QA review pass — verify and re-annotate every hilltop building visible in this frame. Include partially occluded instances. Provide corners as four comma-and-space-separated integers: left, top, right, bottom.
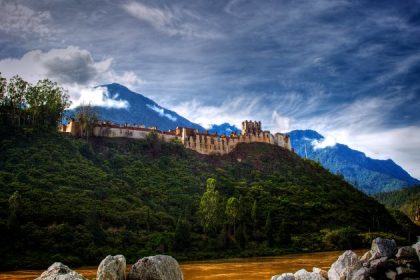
60, 119, 292, 155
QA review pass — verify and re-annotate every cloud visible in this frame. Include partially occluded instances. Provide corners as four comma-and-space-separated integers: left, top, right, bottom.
121, 1, 222, 38
0, 1, 52, 37
70, 87, 129, 109
0, 46, 143, 106
146, 104, 177, 121
311, 135, 337, 150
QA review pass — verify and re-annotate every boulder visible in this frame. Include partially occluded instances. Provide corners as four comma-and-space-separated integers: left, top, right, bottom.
371, 237, 397, 258
97, 255, 126, 280
294, 268, 325, 280
396, 246, 417, 260
396, 266, 420, 278
127, 255, 183, 280
35, 262, 86, 280
271, 273, 295, 280
412, 241, 420, 260
312, 267, 328, 279
328, 250, 361, 280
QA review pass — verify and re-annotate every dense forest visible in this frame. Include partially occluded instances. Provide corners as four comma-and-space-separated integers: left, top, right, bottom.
374, 186, 420, 224
0, 75, 418, 270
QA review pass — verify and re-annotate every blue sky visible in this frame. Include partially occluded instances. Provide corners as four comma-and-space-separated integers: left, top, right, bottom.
0, 0, 419, 178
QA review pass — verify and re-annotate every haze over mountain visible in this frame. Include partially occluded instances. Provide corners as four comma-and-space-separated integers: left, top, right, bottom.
68, 84, 419, 194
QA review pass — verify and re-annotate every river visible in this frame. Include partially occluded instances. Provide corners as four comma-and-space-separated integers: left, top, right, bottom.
0, 250, 365, 280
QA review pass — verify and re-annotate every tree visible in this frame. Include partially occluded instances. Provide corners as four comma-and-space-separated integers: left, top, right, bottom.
76, 103, 98, 141
173, 216, 191, 251
265, 212, 273, 246
8, 191, 21, 232
0, 74, 70, 131
251, 200, 257, 233
225, 197, 240, 236
199, 178, 222, 234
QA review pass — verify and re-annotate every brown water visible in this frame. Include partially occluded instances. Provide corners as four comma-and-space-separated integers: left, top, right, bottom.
0, 250, 365, 280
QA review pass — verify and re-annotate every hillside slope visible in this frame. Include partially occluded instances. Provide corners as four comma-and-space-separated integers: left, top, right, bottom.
0, 133, 416, 269
374, 186, 420, 223
289, 130, 420, 194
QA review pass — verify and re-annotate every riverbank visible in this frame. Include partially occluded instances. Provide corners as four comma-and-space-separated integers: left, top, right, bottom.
0, 250, 365, 280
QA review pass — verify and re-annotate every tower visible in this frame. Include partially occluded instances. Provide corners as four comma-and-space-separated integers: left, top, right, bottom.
241, 120, 262, 135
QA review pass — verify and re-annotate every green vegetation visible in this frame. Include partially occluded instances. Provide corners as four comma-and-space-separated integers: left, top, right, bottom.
374, 186, 420, 224
0, 131, 418, 270
0, 74, 70, 135
0, 75, 417, 270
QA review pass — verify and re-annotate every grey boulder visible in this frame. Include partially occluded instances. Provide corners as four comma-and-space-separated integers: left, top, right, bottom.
35, 262, 86, 280
127, 255, 183, 280
271, 273, 295, 280
294, 268, 325, 280
328, 250, 361, 280
371, 237, 397, 258
97, 255, 126, 280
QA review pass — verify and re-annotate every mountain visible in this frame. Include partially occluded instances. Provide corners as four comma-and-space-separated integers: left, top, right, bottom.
374, 186, 420, 224
207, 123, 241, 135
68, 83, 204, 131
289, 130, 420, 194
1, 132, 415, 269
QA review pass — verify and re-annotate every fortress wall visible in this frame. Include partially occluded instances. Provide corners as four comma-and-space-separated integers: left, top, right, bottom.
62, 119, 292, 155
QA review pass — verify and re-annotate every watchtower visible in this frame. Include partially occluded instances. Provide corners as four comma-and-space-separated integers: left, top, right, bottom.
241, 120, 262, 135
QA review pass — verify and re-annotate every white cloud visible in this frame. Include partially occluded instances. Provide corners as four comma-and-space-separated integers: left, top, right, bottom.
0, 1, 52, 36
311, 135, 337, 149
121, 1, 222, 39
0, 46, 143, 108
146, 104, 177, 121
271, 110, 291, 132
69, 87, 129, 109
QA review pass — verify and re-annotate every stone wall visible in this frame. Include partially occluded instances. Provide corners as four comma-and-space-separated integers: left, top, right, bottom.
61, 120, 292, 155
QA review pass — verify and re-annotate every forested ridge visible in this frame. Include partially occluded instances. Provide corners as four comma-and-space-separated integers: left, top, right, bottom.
0, 75, 418, 270
374, 186, 420, 223
0, 132, 417, 270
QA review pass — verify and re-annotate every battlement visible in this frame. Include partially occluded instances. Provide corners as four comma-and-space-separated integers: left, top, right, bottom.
60, 120, 292, 155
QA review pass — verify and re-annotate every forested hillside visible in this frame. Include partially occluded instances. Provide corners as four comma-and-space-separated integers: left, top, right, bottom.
0, 132, 417, 270
374, 186, 420, 223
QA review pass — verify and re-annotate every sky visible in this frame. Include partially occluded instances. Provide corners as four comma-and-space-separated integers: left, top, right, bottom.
0, 0, 419, 178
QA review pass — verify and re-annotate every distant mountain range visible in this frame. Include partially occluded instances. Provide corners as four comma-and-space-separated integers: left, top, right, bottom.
289, 130, 420, 194
68, 83, 419, 194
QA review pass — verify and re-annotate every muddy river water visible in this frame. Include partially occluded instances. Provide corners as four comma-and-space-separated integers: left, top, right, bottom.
0, 250, 365, 280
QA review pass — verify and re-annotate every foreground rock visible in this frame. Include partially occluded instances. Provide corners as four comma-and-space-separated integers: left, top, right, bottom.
97, 255, 126, 280
328, 250, 361, 280
35, 262, 86, 280
271, 268, 326, 280
371, 237, 397, 258
271, 238, 420, 280
128, 255, 183, 280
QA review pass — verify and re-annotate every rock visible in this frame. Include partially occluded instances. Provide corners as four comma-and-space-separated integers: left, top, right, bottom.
396, 266, 418, 276
271, 273, 295, 280
360, 250, 373, 263
349, 267, 368, 280
396, 246, 418, 260
35, 262, 86, 280
371, 237, 397, 258
385, 269, 396, 280
312, 267, 328, 279
127, 255, 183, 280
412, 242, 420, 260
97, 255, 126, 280
328, 250, 361, 280
294, 268, 325, 280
